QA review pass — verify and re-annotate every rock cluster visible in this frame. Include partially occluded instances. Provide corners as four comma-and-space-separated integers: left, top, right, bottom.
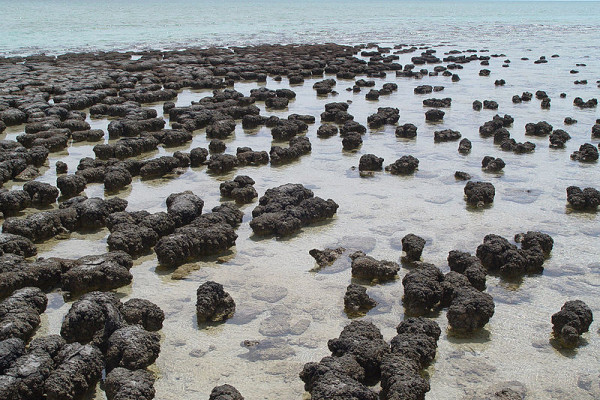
250, 184, 338, 236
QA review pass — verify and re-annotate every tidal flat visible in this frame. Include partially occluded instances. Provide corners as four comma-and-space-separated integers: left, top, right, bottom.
0, 42, 598, 400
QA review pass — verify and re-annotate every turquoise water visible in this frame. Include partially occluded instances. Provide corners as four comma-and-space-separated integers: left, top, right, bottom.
1, 1, 600, 56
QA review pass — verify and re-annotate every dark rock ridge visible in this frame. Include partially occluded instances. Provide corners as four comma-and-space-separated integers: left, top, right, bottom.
3, 196, 127, 243
155, 203, 242, 268
250, 184, 338, 236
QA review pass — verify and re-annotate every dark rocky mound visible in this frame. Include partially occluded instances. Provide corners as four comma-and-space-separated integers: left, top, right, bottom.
423, 98, 451, 108
316, 124, 338, 138
395, 123, 417, 138
249, 184, 338, 236
458, 138, 472, 154
301, 318, 441, 400
500, 139, 536, 154
479, 114, 513, 138
454, 171, 471, 181
548, 129, 571, 149
120, 298, 164, 332
196, 281, 236, 323
59, 251, 133, 294
344, 284, 377, 316
482, 156, 505, 172
566, 186, 600, 211
447, 287, 495, 332
43, 342, 104, 400
359, 154, 384, 172
525, 121, 553, 137
367, 107, 399, 128
0, 233, 36, 258
464, 181, 495, 206
350, 251, 399, 281
551, 300, 593, 348
3, 196, 127, 242
447, 250, 487, 290
402, 263, 444, 315
476, 232, 553, 278
434, 129, 461, 142
385, 155, 419, 175
570, 143, 598, 162
309, 247, 346, 268
155, 204, 242, 268
236, 147, 269, 166
209, 384, 245, 400
270, 136, 311, 164
220, 175, 258, 204
105, 367, 156, 400
401, 234, 426, 261
425, 109, 444, 122
105, 325, 161, 371
0, 287, 47, 341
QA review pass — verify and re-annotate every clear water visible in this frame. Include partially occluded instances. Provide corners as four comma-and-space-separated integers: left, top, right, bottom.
1, 1, 599, 400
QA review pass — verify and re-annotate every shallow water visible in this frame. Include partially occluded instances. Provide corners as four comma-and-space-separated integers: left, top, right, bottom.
2, 38, 597, 399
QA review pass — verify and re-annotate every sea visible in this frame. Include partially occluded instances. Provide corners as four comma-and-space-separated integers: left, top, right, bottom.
1, 0, 600, 58
1, 1, 599, 400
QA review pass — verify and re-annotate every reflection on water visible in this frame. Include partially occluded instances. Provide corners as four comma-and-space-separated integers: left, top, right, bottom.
4, 41, 599, 399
